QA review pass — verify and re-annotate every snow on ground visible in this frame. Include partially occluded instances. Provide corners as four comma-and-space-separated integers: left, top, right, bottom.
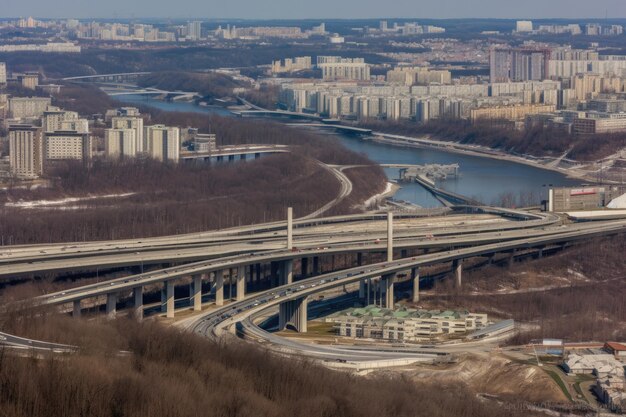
363, 182, 395, 208
5, 193, 136, 209
608, 192, 626, 209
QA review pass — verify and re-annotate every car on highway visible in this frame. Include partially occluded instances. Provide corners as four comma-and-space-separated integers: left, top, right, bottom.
0, 335, 6, 341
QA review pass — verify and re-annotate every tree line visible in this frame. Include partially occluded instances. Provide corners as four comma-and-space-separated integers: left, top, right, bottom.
0, 313, 536, 417
359, 118, 626, 162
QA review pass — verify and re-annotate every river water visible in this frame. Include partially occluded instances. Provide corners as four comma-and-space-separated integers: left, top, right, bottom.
115, 94, 581, 208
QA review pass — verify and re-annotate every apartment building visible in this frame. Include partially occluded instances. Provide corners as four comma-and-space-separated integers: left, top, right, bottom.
8, 124, 43, 179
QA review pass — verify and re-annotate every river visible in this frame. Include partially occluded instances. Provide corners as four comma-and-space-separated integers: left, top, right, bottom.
114, 94, 581, 208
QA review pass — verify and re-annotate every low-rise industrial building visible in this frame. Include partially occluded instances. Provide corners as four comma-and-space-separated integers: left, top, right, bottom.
548, 186, 626, 212
605, 342, 626, 360
325, 306, 488, 341
562, 353, 624, 376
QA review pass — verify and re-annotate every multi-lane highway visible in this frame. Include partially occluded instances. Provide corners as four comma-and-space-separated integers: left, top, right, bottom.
0, 209, 555, 278
182, 218, 626, 361
0, 331, 75, 353
1, 206, 623, 364
27, 210, 571, 308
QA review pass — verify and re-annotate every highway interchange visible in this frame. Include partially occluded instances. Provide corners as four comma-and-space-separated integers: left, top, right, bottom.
3, 204, 626, 364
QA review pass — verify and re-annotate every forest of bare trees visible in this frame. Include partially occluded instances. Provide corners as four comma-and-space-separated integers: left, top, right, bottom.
424, 235, 626, 343
0, 155, 337, 244
0, 314, 535, 417
0, 85, 387, 245
137, 71, 246, 99
359, 118, 626, 162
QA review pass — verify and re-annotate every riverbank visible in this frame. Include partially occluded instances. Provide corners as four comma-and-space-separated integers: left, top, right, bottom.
109, 93, 583, 207
107, 88, 598, 184
368, 132, 604, 184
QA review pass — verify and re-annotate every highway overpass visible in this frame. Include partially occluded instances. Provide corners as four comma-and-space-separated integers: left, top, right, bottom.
0, 208, 557, 278
23, 213, 625, 327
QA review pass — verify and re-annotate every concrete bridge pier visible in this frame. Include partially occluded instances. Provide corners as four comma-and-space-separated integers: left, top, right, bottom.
372, 278, 380, 307
236, 267, 246, 301
133, 286, 143, 320
106, 293, 117, 319
383, 274, 395, 308
270, 261, 280, 287
359, 280, 366, 299
215, 270, 224, 306
287, 207, 293, 250
507, 250, 516, 267
301, 257, 308, 277
387, 212, 394, 262
278, 296, 308, 332
312, 257, 320, 276
166, 280, 175, 318
453, 259, 463, 287
191, 274, 202, 311
279, 260, 293, 286
72, 300, 81, 318
411, 267, 420, 303
160, 287, 166, 312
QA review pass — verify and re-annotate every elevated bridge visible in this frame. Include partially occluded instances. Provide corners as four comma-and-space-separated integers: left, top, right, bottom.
287, 123, 372, 136
61, 72, 151, 83
180, 145, 289, 162
235, 110, 322, 121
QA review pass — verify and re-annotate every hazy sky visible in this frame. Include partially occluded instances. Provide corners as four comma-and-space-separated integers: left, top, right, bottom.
2, 0, 626, 20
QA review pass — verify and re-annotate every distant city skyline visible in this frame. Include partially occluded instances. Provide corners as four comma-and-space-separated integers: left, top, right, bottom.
3, 0, 626, 20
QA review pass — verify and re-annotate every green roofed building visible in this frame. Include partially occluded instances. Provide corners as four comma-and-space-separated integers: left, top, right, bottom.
324, 305, 489, 341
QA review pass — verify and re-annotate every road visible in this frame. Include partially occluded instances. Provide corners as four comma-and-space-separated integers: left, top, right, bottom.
183, 218, 626, 362
299, 162, 353, 220
30, 212, 581, 308
0, 331, 75, 352
0, 209, 556, 278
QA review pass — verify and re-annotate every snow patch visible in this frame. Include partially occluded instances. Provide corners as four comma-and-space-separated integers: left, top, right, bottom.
608, 192, 626, 209
5, 193, 136, 209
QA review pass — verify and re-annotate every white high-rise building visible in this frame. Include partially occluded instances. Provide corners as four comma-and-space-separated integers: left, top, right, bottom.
105, 128, 137, 158
44, 131, 92, 161
187, 21, 202, 40
145, 125, 180, 162
60, 119, 89, 134
111, 116, 144, 153
9, 125, 43, 179
0, 62, 6, 85
516, 21, 533, 32
317, 57, 370, 81
43, 107, 79, 132
8, 97, 51, 119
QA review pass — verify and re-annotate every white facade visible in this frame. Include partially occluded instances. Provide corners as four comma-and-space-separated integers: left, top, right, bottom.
111, 116, 144, 153
516, 21, 533, 32
44, 132, 91, 161
9, 97, 52, 119
145, 125, 180, 162
105, 128, 137, 158
9, 125, 43, 179
0, 62, 6, 85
